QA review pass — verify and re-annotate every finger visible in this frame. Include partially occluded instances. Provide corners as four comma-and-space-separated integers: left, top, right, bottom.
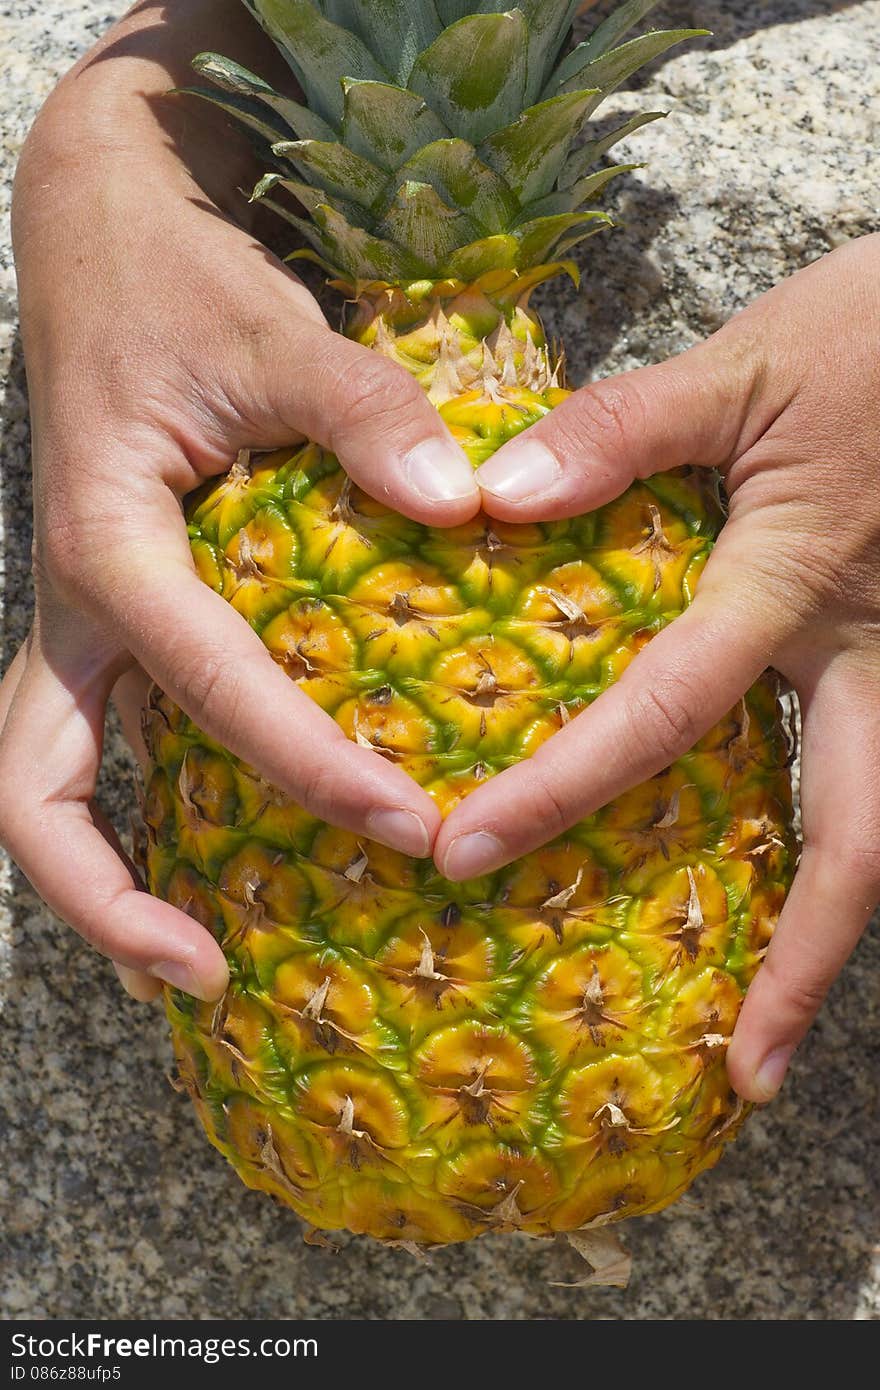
106, 669, 186, 1001
94, 493, 441, 857
107, 667, 171, 1000
88, 800, 162, 1003
111, 665, 152, 772
0, 638, 229, 999
252, 307, 480, 526
434, 528, 792, 879
0, 639, 29, 724
727, 659, 880, 1101
6, 630, 166, 1002
113, 962, 163, 1002
474, 333, 762, 522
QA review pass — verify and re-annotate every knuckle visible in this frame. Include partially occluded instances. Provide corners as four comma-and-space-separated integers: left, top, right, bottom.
333, 357, 422, 440
569, 378, 648, 465
294, 759, 340, 822
629, 676, 703, 764
763, 956, 830, 1020
173, 650, 242, 746
524, 764, 572, 840
772, 543, 845, 614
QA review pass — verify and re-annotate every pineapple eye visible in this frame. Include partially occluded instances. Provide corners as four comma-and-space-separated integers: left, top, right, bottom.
146, 4, 789, 1255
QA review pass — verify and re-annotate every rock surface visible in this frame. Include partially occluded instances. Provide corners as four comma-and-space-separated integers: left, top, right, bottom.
1, 1, 878, 1321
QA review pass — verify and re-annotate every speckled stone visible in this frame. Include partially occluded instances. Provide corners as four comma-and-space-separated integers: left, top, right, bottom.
1, 1, 878, 1321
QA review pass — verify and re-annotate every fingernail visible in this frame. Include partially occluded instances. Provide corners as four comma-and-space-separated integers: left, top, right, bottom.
366, 807, 431, 857
753, 1045, 795, 1101
403, 438, 476, 503
476, 441, 560, 503
113, 962, 161, 1003
442, 831, 504, 881
149, 960, 202, 996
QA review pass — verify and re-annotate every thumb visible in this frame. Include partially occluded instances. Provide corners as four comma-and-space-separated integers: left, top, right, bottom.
249, 306, 480, 527
474, 332, 759, 522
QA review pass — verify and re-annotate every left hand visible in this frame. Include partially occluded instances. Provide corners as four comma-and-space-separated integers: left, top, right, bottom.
434, 233, 880, 1103
0, 0, 475, 1009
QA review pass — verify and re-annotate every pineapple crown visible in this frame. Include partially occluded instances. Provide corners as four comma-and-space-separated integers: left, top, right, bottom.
186, 1, 705, 286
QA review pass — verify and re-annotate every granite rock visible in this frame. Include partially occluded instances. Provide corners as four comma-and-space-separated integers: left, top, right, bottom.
1, 0, 878, 1321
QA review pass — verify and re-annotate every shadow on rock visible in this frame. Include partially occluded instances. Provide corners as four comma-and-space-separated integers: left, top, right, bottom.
585, 0, 865, 60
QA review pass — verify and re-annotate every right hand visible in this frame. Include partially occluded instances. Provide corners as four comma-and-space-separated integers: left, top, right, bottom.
0, 0, 479, 1004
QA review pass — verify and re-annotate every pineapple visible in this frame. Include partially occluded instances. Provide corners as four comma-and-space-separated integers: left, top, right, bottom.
143, 0, 796, 1253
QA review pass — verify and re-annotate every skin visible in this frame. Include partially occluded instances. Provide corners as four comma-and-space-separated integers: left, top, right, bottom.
442, 235, 880, 1102
2, 2, 878, 1108
0, 0, 479, 1003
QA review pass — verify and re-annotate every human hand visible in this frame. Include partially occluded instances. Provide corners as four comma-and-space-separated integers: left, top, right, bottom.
0, 1, 478, 1005
434, 233, 880, 1103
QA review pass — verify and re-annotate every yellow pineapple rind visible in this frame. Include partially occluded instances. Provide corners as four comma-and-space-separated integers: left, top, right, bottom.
145, 381, 796, 1246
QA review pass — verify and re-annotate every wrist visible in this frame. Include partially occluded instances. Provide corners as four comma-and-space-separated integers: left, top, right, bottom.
17, 1, 277, 205
49, 0, 278, 107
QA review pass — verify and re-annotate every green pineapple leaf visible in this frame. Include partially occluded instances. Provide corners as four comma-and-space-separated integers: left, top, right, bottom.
446, 233, 520, 279
191, 52, 336, 140
434, 0, 577, 68
313, 201, 431, 278
519, 164, 638, 221
479, 89, 599, 205
317, 1, 443, 85
409, 11, 528, 145
550, 28, 709, 100
192, 50, 275, 96
564, 161, 642, 208
249, 177, 368, 262
341, 80, 449, 170
203, 2, 701, 283
560, 110, 666, 188
513, 1, 585, 100
176, 86, 297, 147
396, 139, 517, 234
271, 139, 388, 207
378, 180, 479, 270
514, 209, 612, 265
251, 171, 365, 226
245, 0, 388, 125
433, 1, 500, 22
555, 220, 614, 258
253, 193, 323, 246
577, 0, 666, 63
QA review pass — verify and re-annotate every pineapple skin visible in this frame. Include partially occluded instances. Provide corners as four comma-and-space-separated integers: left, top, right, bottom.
143, 358, 796, 1246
